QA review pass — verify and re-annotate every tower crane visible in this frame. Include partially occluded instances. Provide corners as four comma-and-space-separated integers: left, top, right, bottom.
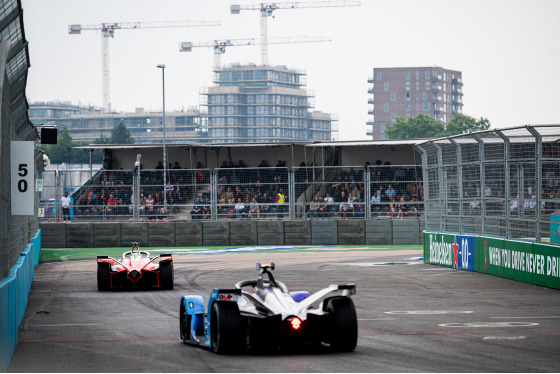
69, 20, 220, 111
230, 1, 360, 66
180, 36, 331, 71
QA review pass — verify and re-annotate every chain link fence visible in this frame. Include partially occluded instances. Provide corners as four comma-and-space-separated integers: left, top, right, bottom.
40, 164, 425, 222
415, 125, 560, 243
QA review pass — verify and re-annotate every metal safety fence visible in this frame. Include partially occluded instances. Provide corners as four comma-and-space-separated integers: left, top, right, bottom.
39, 164, 425, 222
415, 124, 560, 243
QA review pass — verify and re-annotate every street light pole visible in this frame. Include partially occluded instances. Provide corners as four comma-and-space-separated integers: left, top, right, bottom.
157, 64, 167, 214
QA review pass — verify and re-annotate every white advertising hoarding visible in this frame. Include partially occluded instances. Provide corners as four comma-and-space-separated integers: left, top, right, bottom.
11, 141, 34, 215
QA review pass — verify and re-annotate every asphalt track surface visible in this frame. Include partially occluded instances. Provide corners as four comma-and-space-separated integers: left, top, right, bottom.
8, 246, 560, 372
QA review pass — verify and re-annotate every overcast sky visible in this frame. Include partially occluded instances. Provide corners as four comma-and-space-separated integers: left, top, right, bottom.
22, 0, 560, 141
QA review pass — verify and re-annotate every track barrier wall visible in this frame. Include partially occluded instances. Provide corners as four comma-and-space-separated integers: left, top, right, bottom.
424, 231, 560, 290
40, 220, 423, 248
0, 229, 41, 372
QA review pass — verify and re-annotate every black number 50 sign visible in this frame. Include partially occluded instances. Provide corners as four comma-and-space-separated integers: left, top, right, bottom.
11, 141, 34, 215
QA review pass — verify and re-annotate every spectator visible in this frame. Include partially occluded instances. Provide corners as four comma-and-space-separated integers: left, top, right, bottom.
102, 153, 113, 170
107, 194, 117, 215
61, 192, 71, 222
339, 197, 352, 218
260, 192, 273, 218
396, 196, 406, 219
234, 197, 246, 219
191, 198, 203, 220
371, 189, 381, 212
249, 197, 259, 218
276, 189, 287, 218
202, 200, 211, 220
323, 193, 334, 215
385, 184, 396, 200
308, 196, 321, 219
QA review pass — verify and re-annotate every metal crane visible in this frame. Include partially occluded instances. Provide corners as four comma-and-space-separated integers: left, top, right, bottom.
231, 1, 360, 66
180, 36, 331, 71
69, 20, 220, 111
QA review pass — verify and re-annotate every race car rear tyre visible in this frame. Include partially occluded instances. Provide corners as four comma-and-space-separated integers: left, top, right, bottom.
159, 260, 173, 290
97, 262, 111, 291
210, 300, 242, 354
180, 299, 189, 342
326, 297, 358, 352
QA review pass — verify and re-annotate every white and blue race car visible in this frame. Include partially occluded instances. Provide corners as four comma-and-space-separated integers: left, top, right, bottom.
179, 263, 357, 354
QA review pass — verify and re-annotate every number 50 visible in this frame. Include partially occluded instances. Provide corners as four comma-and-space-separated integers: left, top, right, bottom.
17, 163, 28, 192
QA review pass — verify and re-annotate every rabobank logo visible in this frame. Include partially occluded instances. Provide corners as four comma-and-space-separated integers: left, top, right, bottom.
454, 235, 475, 271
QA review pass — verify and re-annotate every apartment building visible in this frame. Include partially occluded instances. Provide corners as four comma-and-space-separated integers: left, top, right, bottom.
367, 66, 463, 140
203, 64, 336, 143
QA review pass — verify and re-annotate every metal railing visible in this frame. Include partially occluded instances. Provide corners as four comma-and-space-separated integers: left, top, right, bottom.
39, 164, 426, 222
415, 124, 560, 243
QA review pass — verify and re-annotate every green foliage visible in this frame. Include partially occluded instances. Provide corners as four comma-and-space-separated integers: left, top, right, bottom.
110, 122, 135, 144
385, 114, 444, 139
385, 113, 492, 140
442, 114, 491, 136
38, 128, 103, 164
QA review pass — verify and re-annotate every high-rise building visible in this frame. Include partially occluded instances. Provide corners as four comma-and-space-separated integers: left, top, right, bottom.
367, 66, 463, 140
203, 64, 336, 143
28, 101, 207, 144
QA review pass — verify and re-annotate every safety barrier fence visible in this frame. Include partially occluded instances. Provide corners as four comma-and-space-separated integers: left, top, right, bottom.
424, 231, 560, 290
38, 165, 424, 222
0, 229, 41, 372
415, 125, 560, 243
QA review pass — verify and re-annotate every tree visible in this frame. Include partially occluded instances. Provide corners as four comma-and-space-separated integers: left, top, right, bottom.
442, 114, 491, 136
109, 122, 134, 144
385, 114, 445, 140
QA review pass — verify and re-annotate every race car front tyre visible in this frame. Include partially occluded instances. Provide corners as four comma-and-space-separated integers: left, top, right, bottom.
210, 300, 242, 354
97, 262, 111, 291
326, 296, 358, 352
159, 260, 173, 290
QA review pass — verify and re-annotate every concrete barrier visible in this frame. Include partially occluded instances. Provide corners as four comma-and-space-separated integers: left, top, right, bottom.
120, 223, 149, 247
0, 230, 39, 372
284, 221, 311, 245
230, 221, 257, 246
258, 221, 284, 245
66, 223, 94, 248
203, 222, 229, 246
40, 223, 65, 248
365, 220, 392, 245
311, 220, 337, 245
175, 222, 202, 246
392, 219, 420, 245
38, 219, 424, 248
148, 223, 175, 247
338, 220, 365, 245
93, 223, 120, 248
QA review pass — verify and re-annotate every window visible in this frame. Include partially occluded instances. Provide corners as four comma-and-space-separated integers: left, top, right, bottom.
406, 92, 410, 100
391, 114, 396, 122
422, 92, 427, 101
384, 103, 389, 112
416, 71, 419, 80
406, 82, 410, 91
406, 103, 410, 112
391, 92, 396, 101
406, 114, 411, 120
416, 103, 420, 111
425, 71, 430, 79
423, 102, 430, 111
406, 71, 410, 80
384, 82, 389, 91
425, 81, 430, 90
416, 81, 419, 90
416, 92, 419, 100
377, 71, 382, 80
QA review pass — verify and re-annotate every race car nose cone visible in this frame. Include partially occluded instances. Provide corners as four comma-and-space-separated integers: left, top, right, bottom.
128, 270, 141, 281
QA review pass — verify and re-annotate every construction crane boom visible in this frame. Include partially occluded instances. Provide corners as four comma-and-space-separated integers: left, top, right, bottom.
69, 20, 220, 111
180, 36, 331, 70
231, 1, 360, 66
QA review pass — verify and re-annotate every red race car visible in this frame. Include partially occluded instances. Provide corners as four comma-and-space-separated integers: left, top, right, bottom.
97, 242, 173, 290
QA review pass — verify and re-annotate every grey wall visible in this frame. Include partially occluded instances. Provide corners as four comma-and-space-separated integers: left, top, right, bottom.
40, 219, 423, 248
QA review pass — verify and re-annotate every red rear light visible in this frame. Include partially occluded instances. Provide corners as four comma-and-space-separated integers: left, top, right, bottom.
290, 317, 302, 330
